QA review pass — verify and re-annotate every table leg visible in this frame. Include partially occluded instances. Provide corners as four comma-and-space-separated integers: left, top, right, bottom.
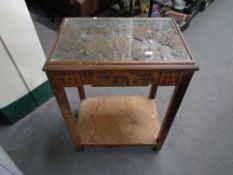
155, 73, 194, 151
129, 0, 133, 15
149, 84, 158, 99
119, 0, 124, 9
47, 73, 83, 151
148, 0, 154, 17
78, 85, 86, 100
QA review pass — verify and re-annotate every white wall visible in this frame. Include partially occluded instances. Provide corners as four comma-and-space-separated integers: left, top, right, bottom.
0, 0, 47, 107
0, 0, 47, 91
0, 39, 28, 108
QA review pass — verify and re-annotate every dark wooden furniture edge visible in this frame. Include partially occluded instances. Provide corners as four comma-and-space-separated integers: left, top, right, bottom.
171, 18, 197, 62
43, 17, 197, 72
43, 64, 198, 71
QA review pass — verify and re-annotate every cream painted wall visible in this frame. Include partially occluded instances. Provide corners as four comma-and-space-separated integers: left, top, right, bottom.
0, 0, 48, 107
0, 0, 47, 91
0, 40, 28, 108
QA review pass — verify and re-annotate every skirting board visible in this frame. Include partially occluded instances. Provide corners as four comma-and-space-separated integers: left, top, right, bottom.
0, 81, 53, 124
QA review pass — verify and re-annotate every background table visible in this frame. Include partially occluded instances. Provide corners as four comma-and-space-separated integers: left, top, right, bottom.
43, 17, 198, 151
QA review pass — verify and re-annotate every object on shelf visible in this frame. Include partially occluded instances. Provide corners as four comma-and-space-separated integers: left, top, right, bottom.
154, 0, 214, 16
156, 0, 173, 7
142, 4, 162, 16
187, 0, 214, 16
126, 0, 141, 16
163, 9, 192, 30
174, 0, 187, 10
199, 0, 213, 11
140, 0, 149, 12
155, 0, 187, 10
138, 3, 191, 31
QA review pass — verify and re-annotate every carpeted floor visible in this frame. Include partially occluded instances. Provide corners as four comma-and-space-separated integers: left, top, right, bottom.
1, 0, 233, 174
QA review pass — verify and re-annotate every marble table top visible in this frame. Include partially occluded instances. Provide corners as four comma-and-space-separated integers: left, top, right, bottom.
49, 18, 191, 62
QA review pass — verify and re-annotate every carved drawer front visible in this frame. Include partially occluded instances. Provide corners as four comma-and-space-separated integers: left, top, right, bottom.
61, 72, 81, 86
151, 71, 182, 85
81, 71, 151, 86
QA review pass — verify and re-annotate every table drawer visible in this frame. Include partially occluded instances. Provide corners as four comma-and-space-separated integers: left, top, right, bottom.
151, 71, 182, 85
81, 71, 151, 86
61, 72, 81, 86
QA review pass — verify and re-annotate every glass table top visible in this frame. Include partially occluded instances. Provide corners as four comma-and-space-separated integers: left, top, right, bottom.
50, 18, 191, 62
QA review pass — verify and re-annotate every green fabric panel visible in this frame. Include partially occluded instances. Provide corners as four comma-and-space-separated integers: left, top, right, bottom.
0, 81, 54, 124
31, 81, 53, 106
1, 94, 37, 123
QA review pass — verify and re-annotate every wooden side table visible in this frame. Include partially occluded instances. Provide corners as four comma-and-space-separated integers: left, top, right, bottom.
43, 17, 198, 151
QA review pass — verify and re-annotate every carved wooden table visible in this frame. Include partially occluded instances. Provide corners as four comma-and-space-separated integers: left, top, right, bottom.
43, 17, 198, 152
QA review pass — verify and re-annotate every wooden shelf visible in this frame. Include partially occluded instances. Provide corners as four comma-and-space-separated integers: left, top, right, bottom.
77, 96, 160, 146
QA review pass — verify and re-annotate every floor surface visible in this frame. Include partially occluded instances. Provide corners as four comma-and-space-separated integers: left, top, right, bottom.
1, 0, 233, 174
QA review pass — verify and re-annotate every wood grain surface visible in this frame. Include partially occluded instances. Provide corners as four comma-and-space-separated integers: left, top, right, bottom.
77, 96, 160, 145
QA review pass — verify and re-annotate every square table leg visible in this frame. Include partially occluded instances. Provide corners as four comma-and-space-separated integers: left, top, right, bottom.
78, 85, 86, 100
155, 72, 194, 151
47, 73, 83, 151
149, 84, 158, 99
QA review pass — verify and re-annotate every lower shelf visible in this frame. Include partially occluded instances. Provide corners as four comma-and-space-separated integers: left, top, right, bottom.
77, 96, 160, 146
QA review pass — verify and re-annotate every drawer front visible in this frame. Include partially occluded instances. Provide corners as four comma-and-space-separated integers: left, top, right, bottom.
151, 71, 182, 85
59, 70, 182, 86
81, 71, 151, 86
61, 72, 81, 86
